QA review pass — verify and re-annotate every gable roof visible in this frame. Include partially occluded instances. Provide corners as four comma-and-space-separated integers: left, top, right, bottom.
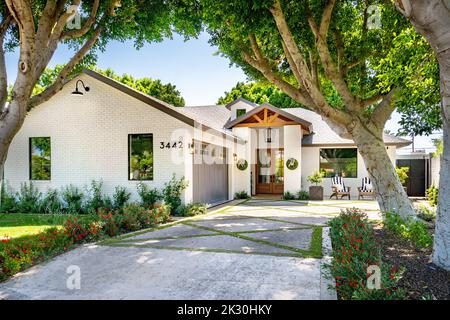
224, 97, 257, 110
80, 69, 244, 144
283, 107, 411, 147
224, 102, 313, 133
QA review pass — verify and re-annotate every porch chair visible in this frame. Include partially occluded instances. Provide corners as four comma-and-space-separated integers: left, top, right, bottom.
330, 176, 351, 200
358, 177, 375, 200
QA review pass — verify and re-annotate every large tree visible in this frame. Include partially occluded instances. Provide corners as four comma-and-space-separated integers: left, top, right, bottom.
201, 0, 435, 218
0, 0, 199, 174
394, 0, 450, 270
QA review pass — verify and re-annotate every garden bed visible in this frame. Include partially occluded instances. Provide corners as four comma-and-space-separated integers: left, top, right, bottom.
374, 226, 450, 300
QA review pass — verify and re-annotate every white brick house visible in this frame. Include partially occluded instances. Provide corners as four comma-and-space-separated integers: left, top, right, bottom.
3, 69, 410, 205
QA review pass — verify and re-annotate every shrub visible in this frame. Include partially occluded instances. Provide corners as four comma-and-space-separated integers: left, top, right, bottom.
85, 180, 106, 213
162, 175, 188, 215
307, 171, 324, 186
16, 182, 41, 213
328, 209, 404, 300
175, 203, 208, 217
297, 190, 309, 200
283, 191, 296, 200
97, 209, 121, 237
383, 211, 433, 248
61, 185, 84, 213
121, 204, 171, 229
112, 186, 131, 210
395, 167, 409, 185
64, 216, 102, 242
416, 204, 436, 222
234, 190, 250, 200
426, 185, 438, 207
0, 181, 17, 213
0, 227, 72, 281
136, 182, 161, 207
39, 189, 62, 214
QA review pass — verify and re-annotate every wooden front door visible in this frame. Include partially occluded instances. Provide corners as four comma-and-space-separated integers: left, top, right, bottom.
256, 149, 284, 194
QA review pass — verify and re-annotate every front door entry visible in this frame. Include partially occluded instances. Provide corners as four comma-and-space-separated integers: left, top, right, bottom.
256, 149, 284, 194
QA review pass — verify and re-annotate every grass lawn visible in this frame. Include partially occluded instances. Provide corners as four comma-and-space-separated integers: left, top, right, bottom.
0, 213, 93, 239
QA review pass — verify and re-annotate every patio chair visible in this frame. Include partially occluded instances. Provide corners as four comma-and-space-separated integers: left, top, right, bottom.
330, 176, 351, 200
358, 177, 375, 200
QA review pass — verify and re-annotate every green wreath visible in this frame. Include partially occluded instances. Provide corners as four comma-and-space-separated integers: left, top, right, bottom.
286, 158, 298, 170
236, 159, 248, 171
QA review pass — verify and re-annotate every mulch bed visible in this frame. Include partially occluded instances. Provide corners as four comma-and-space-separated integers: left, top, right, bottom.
374, 226, 450, 300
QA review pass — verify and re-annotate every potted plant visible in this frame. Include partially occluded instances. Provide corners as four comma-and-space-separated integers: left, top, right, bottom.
307, 171, 325, 200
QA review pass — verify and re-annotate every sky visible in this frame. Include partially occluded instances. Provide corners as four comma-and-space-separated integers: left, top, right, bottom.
5, 32, 441, 151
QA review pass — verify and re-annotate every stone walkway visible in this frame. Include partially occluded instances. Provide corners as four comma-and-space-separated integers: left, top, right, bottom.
0, 199, 380, 300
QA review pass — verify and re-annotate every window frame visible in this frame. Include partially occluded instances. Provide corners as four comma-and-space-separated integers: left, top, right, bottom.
128, 133, 154, 181
29, 136, 51, 181
319, 147, 358, 178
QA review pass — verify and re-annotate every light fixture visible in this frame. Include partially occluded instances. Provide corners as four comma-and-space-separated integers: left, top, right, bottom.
233, 153, 238, 162
265, 128, 272, 143
72, 79, 90, 95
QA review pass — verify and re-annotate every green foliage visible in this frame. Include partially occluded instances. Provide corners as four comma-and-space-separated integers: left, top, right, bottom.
383, 212, 433, 248
0, 181, 17, 213
162, 175, 189, 215
307, 171, 325, 186
431, 138, 443, 158
94, 68, 185, 106
136, 182, 161, 207
175, 203, 208, 217
282, 191, 296, 200
395, 167, 409, 185
61, 185, 85, 214
16, 182, 42, 213
218, 81, 303, 108
296, 190, 309, 200
234, 190, 250, 200
426, 185, 439, 207
39, 189, 62, 214
85, 180, 107, 213
112, 186, 131, 210
328, 209, 405, 300
416, 205, 436, 223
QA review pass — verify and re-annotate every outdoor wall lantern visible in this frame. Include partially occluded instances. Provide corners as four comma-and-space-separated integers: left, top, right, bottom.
71, 80, 90, 95
233, 153, 238, 162
264, 127, 272, 143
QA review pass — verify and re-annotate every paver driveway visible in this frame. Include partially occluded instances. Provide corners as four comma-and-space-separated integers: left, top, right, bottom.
0, 199, 380, 300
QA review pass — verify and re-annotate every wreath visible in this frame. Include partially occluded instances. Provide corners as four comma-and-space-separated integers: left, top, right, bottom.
286, 158, 298, 170
236, 159, 248, 171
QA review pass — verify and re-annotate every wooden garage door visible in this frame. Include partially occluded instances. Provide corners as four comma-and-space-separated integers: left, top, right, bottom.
193, 141, 229, 205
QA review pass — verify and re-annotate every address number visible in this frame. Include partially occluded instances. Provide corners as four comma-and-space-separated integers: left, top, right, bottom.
160, 141, 183, 149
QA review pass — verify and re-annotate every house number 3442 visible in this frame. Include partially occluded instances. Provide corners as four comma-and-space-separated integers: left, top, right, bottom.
160, 140, 183, 149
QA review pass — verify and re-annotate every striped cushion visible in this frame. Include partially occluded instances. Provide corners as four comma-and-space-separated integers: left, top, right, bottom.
361, 177, 373, 192
332, 176, 348, 192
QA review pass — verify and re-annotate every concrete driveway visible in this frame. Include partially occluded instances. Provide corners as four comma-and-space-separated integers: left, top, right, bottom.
0, 199, 380, 300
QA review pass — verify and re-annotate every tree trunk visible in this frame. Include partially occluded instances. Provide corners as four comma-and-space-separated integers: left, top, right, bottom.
352, 124, 415, 218
433, 48, 450, 270
0, 98, 28, 175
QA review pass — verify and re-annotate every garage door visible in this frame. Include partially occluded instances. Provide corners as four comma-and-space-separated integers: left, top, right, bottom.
193, 141, 229, 205
396, 159, 426, 197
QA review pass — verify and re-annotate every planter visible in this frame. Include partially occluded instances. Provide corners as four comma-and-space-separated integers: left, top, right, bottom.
309, 186, 323, 200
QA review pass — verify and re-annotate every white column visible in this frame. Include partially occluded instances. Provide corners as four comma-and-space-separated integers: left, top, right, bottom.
284, 125, 303, 193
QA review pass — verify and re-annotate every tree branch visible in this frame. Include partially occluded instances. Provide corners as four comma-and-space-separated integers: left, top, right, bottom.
370, 88, 398, 127
28, 25, 103, 110
61, 0, 100, 40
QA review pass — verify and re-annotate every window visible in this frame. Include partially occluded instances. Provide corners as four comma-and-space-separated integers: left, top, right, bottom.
320, 148, 357, 178
129, 134, 153, 180
236, 109, 246, 117
30, 137, 51, 180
